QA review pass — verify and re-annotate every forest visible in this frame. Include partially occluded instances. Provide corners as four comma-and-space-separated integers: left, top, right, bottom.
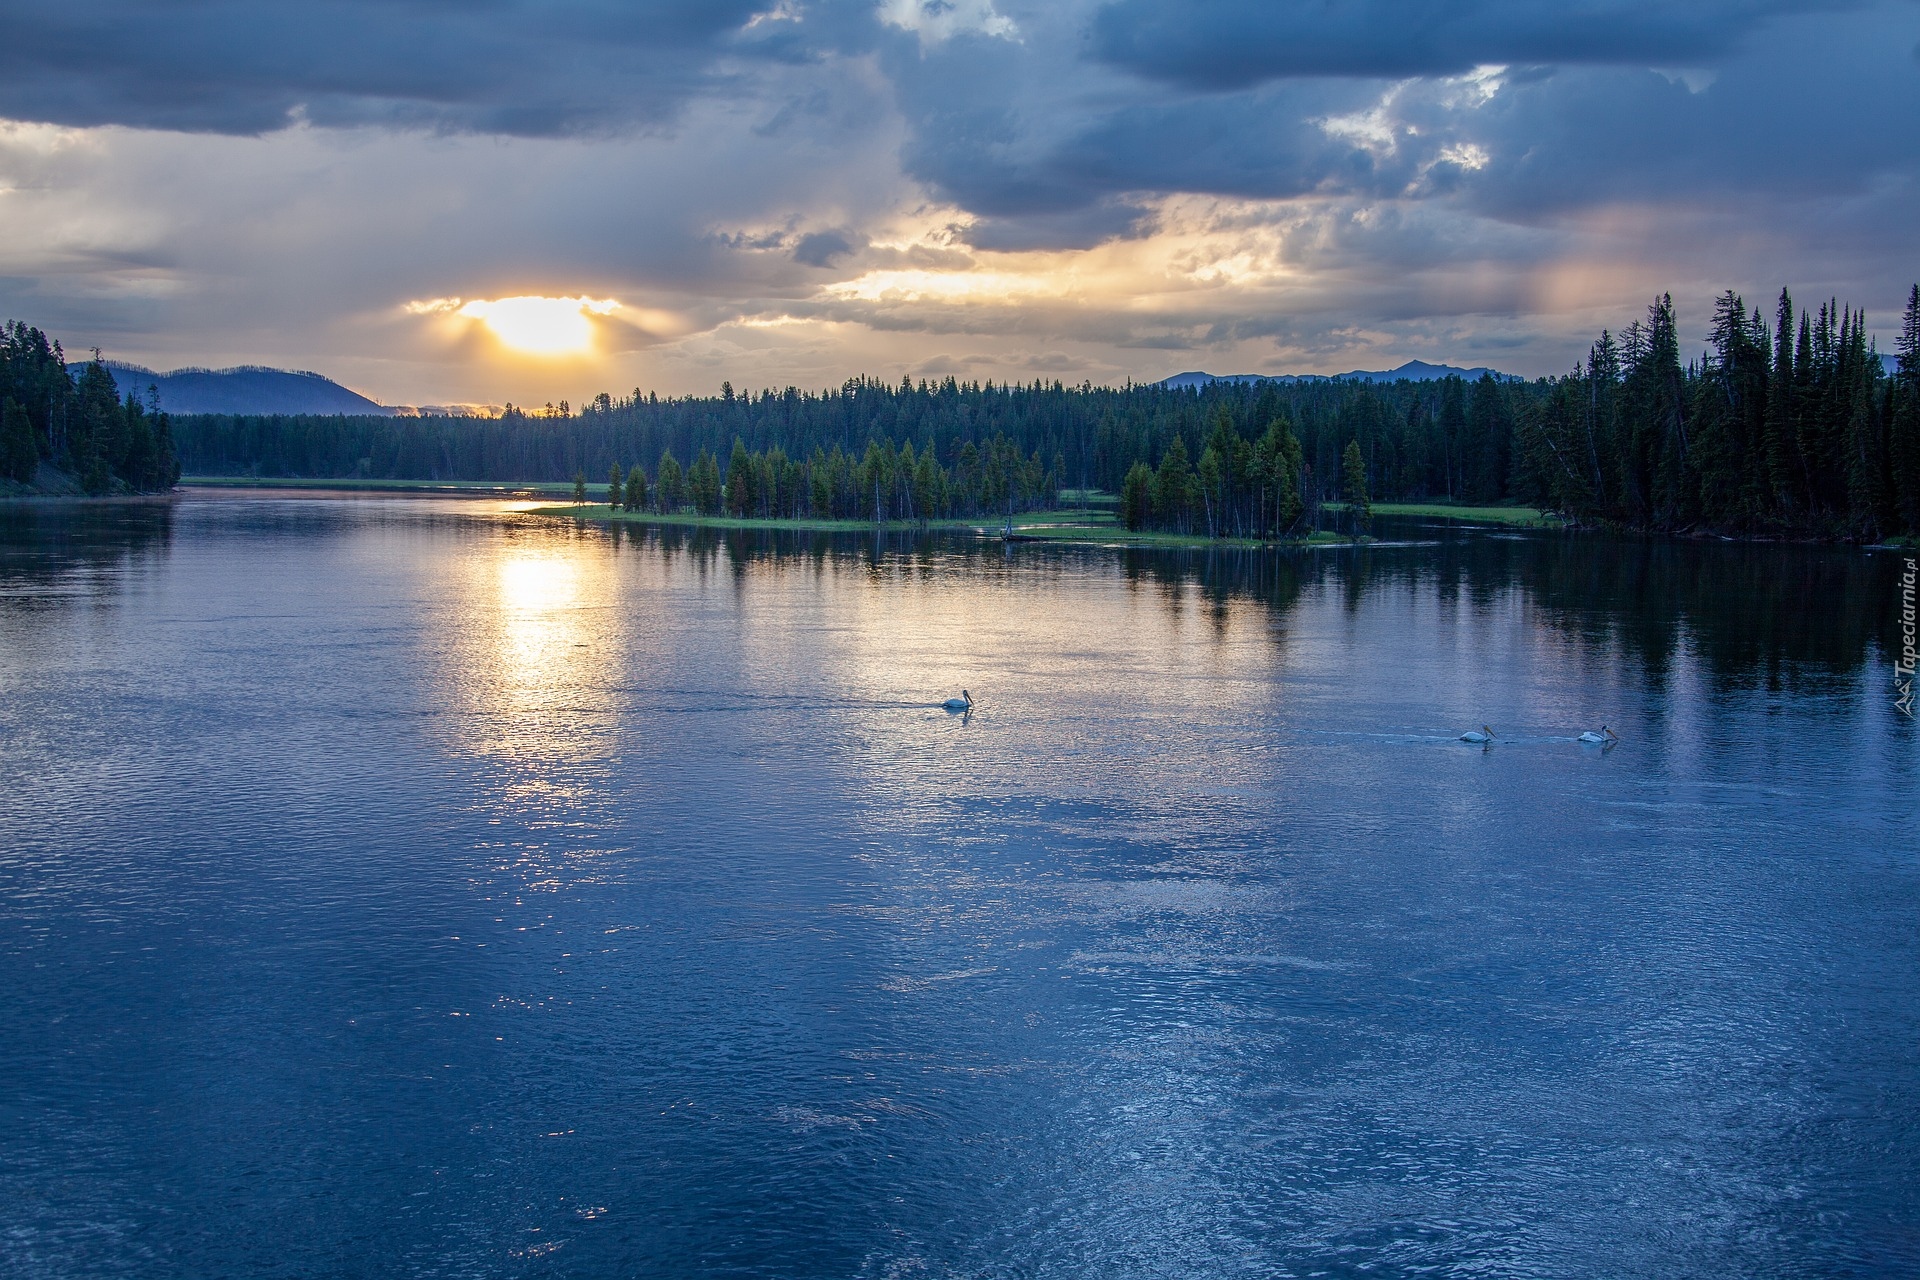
33, 284, 1920, 539
0, 321, 181, 494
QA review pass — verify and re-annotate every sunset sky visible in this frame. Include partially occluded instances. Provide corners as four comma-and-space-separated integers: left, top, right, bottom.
4, 0, 1918, 407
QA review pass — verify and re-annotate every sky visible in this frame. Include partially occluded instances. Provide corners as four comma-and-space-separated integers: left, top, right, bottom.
2, 0, 1918, 408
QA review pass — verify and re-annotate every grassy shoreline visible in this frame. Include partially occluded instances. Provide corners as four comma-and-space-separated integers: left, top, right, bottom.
163, 478, 1556, 540
143, 480, 1903, 547
532, 503, 1358, 550
182, 475, 577, 497
1325, 501, 1560, 527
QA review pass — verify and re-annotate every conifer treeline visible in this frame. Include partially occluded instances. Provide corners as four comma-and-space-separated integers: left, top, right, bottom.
135, 285, 1920, 537
0, 322, 181, 494
1520, 288, 1920, 539
599, 432, 1059, 522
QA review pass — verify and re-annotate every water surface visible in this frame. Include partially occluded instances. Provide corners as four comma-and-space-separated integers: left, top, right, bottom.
1, 494, 1914, 1278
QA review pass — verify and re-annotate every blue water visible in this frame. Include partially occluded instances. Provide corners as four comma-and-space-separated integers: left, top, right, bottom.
1, 493, 1915, 1278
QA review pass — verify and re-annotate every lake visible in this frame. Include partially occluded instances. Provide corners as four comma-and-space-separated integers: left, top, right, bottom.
1, 492, 1914, 1278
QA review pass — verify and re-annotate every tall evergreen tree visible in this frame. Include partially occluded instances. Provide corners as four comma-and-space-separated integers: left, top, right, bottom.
1154, 435, 1195, 534
688, 449, 722, 514
1342, 438, 1370, 534
1892, 285, 1920, 535
1437, 377, 1466, 500
726, 438, 756, 516
657, 450, 684, 511
1120, 461, 1154, 530
1765, 289, 1798, 512
1, 398, 36, 483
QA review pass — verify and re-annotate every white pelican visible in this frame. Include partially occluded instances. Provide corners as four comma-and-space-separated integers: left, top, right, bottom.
1578, 726, 1618, 744
942, 690, 974, 712
1459, 725, 1496, 743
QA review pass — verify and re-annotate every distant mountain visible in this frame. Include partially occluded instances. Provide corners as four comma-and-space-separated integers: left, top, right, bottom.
96, 362, 394, 416
1157, 360, 1513, 389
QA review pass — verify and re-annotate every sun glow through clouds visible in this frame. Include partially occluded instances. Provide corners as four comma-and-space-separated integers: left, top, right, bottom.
408, 294, 621, 356
824, 269, 1064, 303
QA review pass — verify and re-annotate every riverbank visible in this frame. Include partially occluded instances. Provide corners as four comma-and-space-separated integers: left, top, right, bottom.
532, 501, 1358, 549
1324, 501, 1561, 528
182, 475, 577, 498
1, 462, 179, 501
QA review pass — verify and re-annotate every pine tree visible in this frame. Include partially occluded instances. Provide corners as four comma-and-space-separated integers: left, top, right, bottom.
1120, 461, 1154, 530
1618, 296, 1688, 527
1465, 374, 1511, 502
1, 398, 36, 483
726, 438, 754, 516
1154, 435, 1194, 534
1196, 444, 1224, 536
1765, 289, 1797, 514
657, 450, 683, 511
69, 359, 121, 494
607, 461, 624, 510
625, 464, 646, 513
1841, 313, 1893, 539
688, 449, 722, 514
1342, 438, 1370, 534
1275, 422, 1305, 535
572, 472, 586, 505
1695, 290, 1762, 528
1892, 284, 1920, 535
1584, 331, 1620, 516
1438, 377, 1465, 500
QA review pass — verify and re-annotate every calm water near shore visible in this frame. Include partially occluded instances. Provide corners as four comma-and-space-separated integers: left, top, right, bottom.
1, 492, 1914, 1278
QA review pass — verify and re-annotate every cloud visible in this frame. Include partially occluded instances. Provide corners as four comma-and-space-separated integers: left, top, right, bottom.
2, 0, 1918, 402
1088, 0, 1866, 88
792, 229, 862, 266
957, 201, 1153, 251
0, 0, 774, 136
878, 0, 1018, 45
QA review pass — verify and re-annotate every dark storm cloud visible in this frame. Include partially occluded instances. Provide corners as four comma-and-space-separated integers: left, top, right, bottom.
1088, 0, 1864, 89
1454, 10, 1920, 216
792, 229, 860, 265
16, 0, 1915, 232
957, 201, 1151, 251
877, 0, 1920, 254
880, 22, 1399, 245
0, 0, 775, 135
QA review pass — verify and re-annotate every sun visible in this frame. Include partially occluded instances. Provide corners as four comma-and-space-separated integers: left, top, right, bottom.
460, 295, 620, 355
411, 295, 621, 356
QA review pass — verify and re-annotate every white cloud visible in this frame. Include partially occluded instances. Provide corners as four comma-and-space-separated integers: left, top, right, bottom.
877, 0, 1018, 46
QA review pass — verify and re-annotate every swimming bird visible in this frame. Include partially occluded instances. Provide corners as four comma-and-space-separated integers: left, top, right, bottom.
942, 689, 974, 712
1578, 726, 1618, 744
1459, 725, 1496, 743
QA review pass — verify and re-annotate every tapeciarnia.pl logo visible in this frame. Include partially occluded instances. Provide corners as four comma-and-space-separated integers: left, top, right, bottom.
1898, 557, 1916, 718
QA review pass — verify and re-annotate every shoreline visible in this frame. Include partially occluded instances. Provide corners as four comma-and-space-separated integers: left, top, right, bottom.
13, 477, 1897, 549
179, 475, 576, 498
1325, 501, 1558, 528
531, 502, 1366, 550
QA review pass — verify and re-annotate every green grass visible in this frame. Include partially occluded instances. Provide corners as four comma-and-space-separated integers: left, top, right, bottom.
183, 475, 577, 496
527, 505, 996, 534
179, 478, 1552, 540
1325, 500, 1560, 527
536, 502, 1357, 549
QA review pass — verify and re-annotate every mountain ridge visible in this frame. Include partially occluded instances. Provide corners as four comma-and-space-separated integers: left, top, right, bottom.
1156, 360, 1514, 389
98, 360, 394, 416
